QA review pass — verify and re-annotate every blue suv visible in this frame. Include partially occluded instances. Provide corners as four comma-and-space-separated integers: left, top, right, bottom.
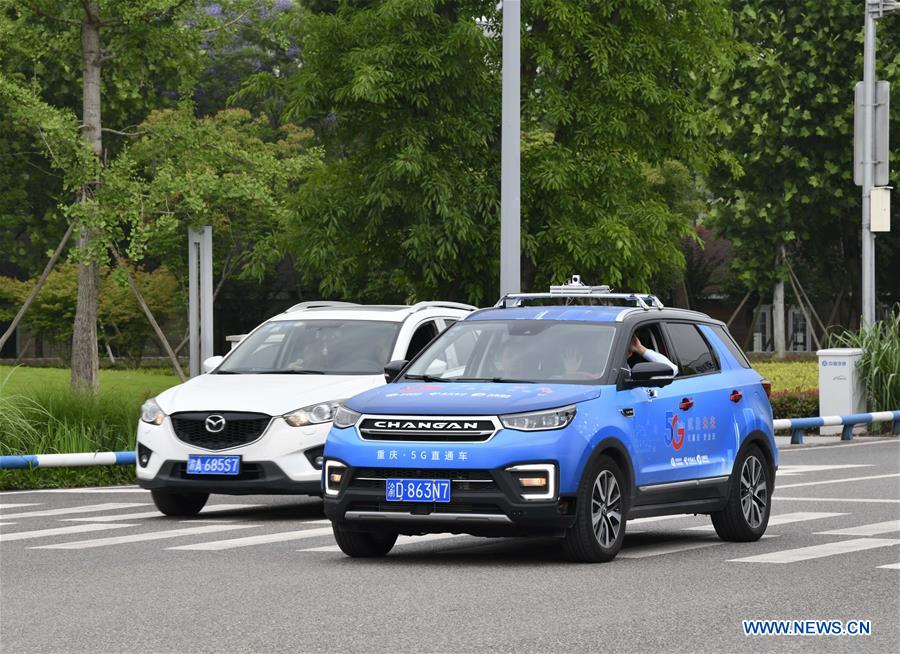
322, 279, 776, 562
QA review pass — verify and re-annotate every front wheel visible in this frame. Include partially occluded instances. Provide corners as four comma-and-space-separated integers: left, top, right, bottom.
562, 455, 627, 563
711, 445, 771, 541
151, 489, 209, 517
332, 523, 398, 558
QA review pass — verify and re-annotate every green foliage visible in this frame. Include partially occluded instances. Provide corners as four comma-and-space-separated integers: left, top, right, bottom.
769, 388, 818, 419
753, 360, 819, 393
831, 305, 900, 412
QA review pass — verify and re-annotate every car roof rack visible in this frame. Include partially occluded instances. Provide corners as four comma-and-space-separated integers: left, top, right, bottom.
495, 275, 664, 311
409, 301, 477, 313
283, 300, 360, 313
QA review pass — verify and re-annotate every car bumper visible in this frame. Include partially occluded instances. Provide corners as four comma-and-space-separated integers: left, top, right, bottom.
135, 417, 328, 495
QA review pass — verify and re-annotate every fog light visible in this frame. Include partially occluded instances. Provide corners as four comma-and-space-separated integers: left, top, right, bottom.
137, 443, 152, 468
328, 470, 343, 484
314, 455, 324, 468
517, 476, 547, 488
324, 460, 346, 496
506, 463, 556, 501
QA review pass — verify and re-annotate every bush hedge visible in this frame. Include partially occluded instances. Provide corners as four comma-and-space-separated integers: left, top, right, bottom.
769, 387, 818, 419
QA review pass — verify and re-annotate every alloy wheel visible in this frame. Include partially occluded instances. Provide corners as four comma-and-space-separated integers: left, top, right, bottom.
591, 470, 622, 547
740, 455, 767, 528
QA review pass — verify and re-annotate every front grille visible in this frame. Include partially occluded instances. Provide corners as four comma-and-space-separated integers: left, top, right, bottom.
171, 412, 271, 450
358, 417, 496, 442
350, 467, 497, 491
172, 461, 266, 481
346, 501, 505, 515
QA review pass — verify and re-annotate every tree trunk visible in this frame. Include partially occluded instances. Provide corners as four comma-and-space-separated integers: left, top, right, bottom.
70, 4, 102, 392
773, 279, 786, 359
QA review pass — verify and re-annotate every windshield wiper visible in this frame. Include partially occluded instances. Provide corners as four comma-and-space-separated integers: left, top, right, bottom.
404, 374, 449, 382
247, 369, 327, 375
452, 377, 537, 384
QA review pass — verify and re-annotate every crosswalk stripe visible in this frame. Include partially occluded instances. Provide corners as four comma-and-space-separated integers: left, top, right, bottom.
1, 523, 136, 542
300, 532, 465, 553
0, 503, 42, 510
877, 562, 900, 570
776, 464, 872, 477
63, 504, 263, 523
169, 526, 334, 550
619, 539, 721, 559
0, 522, 16, 527
776, 497, 900, 504
30, 524, 260, 549
730, 538, 900, 564
2, 503, 148, 519
816, 520, 900, 537
682, 512, 845, 532
777, 473, 900, 490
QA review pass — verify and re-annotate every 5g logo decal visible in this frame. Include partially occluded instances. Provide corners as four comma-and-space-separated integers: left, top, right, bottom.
665, 411, 685, 451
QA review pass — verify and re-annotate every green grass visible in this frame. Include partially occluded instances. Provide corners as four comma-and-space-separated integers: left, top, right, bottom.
752, 360, 818, 392
0, 366, 179, 490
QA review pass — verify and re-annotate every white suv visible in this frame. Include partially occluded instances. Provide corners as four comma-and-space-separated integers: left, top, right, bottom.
136, 301, 473, 516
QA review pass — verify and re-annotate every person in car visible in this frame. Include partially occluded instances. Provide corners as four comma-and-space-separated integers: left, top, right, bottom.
627, 335, 678, 376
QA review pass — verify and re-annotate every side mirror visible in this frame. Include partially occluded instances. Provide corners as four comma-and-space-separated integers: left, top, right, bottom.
383, 359, 408, 383
617, 362, 675, 390
202, 355, 224, 374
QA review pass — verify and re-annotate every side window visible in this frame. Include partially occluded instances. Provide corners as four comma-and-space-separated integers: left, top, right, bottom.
709, 324, 752, 368
666, 323, 720, 376
441, 318, 458, 329
405, 320, 439, 360
627, 322, 671, 369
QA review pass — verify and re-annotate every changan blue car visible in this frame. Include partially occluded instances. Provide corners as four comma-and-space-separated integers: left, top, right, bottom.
322, 278, 776, 562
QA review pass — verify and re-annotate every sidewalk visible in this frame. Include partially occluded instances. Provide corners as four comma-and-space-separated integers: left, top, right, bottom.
776, 433, 899, 450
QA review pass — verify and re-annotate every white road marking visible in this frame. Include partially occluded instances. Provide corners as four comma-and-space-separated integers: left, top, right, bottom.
779, 439, 900, 450
816, 520, 900, 537
0, 486, 146, 495
777, 473, 900, 490
682, 512, 846, 532
877, 562, 900, 570
620, 534, 777, 559
730, 538, 900, 564
776, 464, 872, 477
0, 522, 16, 527
0, 503, 42, 510
30, 524, 259, 549
776, 496, 900, 504
629, 515, 695, 525
300, 532, 465, 553
169, 526, 334, 550
1, 503, 149, 519
1, 523, 136, 542
63, 504, 263, 523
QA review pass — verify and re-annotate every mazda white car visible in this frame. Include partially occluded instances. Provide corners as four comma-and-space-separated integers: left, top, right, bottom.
136, 301, 473, 516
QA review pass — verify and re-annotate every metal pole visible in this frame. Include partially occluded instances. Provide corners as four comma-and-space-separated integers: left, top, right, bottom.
199, 226, 214, 365
500, 0, 521, 295
188, 229, 200, 377
861, 4, 877, 326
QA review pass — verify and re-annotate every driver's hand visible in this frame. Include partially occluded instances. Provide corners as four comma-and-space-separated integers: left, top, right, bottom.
562, 347, 582, 373
629, 335, 646, 356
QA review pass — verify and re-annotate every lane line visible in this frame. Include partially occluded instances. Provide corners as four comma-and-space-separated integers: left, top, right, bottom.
619, 539, 721, 559
30, 524, 259, 549
1, 523, 136, 542
682, 512, 846, 533
0, 487, 146, 495
877, 562, 900, 570
63, 504, 264, 523
300, 532, 465, 553
0, 503, 42, 510
0, 522, 16, 527
730, 538, 900, 564
776, 464, 872, 477
169, 526, 334, 550
1, 503, 149, 519
777, 473, 900, 490
776, 496, 900, 504
816, 520, 900, 537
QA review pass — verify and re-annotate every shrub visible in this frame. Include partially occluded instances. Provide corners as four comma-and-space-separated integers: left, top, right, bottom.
831, 305, 900, 412
769, 387, 818, 419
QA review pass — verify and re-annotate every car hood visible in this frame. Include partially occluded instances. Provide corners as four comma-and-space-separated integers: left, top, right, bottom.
155, 373, 384, 416
345, 382, 602, 416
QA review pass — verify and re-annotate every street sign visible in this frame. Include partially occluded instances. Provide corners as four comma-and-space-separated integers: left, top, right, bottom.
854, 80, 890, 186
871, 187, 891, 232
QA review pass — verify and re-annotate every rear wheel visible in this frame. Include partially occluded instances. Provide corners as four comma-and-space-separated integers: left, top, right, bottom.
151, 489, 209, 517
562, 455, 627, 563
332, 523, 398, 558
711, 445, 771, 541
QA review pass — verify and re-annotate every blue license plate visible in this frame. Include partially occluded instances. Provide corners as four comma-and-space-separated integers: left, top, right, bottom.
186, 455, 241, 475
386, 478, 451, 503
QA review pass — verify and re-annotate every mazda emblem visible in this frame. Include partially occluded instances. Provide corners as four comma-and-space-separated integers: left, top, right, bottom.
205, 414, 226, 433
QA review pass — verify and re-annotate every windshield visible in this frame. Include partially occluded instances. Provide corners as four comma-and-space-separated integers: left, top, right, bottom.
217, 319, 401, 375
403, 320, 616, 384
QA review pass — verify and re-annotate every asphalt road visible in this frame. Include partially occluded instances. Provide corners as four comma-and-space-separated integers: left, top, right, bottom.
1, 437, 899, 653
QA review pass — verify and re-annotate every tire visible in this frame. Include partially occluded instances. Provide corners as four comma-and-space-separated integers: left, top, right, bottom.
711, 445, 771, 542
562, 455, 628, 563
151, 489, 209, 517
332, 523, 398, 558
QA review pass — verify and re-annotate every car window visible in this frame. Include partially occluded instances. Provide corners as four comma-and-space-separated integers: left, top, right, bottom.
665, 322, 720, 376
404, 320, 616, 384
218, 320, 401, 375
626, 322, 671, 369
405, 320, 439, 360
709, 324, 752, 368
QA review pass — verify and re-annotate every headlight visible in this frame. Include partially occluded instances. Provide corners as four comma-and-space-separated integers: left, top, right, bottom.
500, 405, 576, 431
332, 405, 362, 429
140, 398, 166, 425
284, 400, 346, 427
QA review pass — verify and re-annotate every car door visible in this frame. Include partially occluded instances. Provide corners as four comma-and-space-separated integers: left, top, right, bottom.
645, 321, 730, 482
404, 319, 439, 361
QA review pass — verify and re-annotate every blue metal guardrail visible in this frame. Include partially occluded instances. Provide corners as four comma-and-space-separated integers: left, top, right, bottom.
0, 451, 135, 469
1, 411, 899, 468
773, 410, 900, 445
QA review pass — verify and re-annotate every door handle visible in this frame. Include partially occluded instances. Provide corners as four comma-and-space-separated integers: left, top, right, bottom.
730, 390, 743, 403
679, 397, 694, 411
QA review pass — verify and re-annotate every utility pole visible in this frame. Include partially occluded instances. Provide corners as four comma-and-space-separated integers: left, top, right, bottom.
500, 0, 521, 296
